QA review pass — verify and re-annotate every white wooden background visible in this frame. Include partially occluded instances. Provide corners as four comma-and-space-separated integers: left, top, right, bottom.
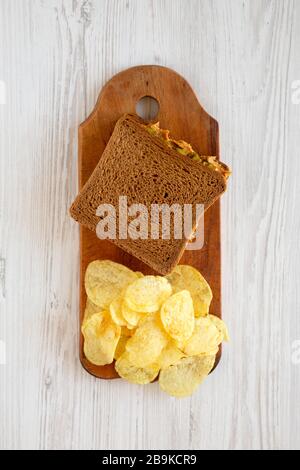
0, 0, 300, 450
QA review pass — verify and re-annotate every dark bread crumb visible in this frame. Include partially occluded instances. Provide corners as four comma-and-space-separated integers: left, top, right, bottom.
70, 114, 226, 274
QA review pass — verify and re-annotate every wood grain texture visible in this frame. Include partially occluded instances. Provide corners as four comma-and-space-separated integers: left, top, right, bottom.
78, 65, 222, 379
0, 0, 300, 450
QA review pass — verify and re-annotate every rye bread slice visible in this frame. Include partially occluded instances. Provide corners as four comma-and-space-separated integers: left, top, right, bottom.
70, 114, 226, 274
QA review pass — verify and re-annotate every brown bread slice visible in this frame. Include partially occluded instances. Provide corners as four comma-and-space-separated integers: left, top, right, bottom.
70, 114, 227, 274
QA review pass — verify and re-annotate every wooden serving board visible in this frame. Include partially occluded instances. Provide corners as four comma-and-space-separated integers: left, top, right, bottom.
78, 65, 221, 379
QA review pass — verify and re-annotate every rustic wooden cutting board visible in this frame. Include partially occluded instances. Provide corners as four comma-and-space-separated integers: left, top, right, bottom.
78, 65, 222, 378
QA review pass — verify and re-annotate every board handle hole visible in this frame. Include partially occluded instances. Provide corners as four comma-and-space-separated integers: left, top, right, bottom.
136, 96, 159, 121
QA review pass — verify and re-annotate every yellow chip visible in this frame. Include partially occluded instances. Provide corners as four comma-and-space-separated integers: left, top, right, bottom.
209, 315, 230, 342
124, 275, 172, 313
121, 301, 144, 327
114, 334, 128, 360
82, 311, 121, 366
85, 260, 138, 308
109, 296, 128, 327
135, 271, 144, 278
83, 298, 102, 324
115, 352, 160, 384
158, 343, 186, 370
159, 355, 216, 397
173, 338, 187, 352
198, 347, 219, 356
137, 311, 160, 326
125, 318, 168, 367
183, 317, 222, 356
160, 290, 195, 343
166, 265, 212, 317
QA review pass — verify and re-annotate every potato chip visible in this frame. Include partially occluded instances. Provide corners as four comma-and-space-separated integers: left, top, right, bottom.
109, 296, 128, 326
209, 315, 230, 342
115, 352, 160, 384
158, 343, 186, 370
159, 355, 216, 397
173, 338, 187, 352
114, 335, 128, 360
183, 317, 222, 356
135, 271, 144, 278
124, 275, 172, 313
125, 318, 168, 367
83, 298, 102, 324
121, 301, 144, 327
166, 265, 212, 317
160, 290, 194, 343
137, 311, 160, 326
198, 347, 219, 356
82, 311, 121, 365
85, 260, 138, 308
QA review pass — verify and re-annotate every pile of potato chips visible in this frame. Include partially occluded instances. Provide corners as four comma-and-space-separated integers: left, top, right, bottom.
82, 260, 229, 397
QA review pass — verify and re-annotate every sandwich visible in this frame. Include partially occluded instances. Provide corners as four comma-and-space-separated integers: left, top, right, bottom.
70, 114, 230, 275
